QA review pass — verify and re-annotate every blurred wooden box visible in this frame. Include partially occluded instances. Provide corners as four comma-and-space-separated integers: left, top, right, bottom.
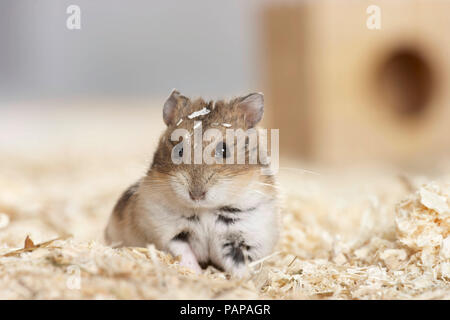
263, 0, 450, 166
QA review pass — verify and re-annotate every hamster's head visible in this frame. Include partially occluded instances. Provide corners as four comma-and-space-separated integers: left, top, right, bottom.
149, 89, 272, 209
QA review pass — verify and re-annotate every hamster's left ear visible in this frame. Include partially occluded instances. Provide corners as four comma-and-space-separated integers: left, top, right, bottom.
237, 92, 264, 128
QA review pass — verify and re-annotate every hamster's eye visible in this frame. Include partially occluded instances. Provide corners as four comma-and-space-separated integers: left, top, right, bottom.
215, 142, 229, 159
172, 142, 184, 161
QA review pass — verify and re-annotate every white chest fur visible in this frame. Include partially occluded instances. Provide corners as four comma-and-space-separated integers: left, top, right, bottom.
135, 189, 279, 274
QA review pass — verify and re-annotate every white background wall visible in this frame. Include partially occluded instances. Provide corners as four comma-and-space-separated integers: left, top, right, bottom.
0, 0, 266, 103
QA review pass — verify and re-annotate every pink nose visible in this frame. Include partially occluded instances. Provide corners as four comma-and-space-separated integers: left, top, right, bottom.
189, 190, 206, 201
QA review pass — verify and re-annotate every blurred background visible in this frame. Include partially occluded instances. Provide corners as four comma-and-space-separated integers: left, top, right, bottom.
0, 0, 262, 100
1, 0, 450, 299
1, 0, 450, 170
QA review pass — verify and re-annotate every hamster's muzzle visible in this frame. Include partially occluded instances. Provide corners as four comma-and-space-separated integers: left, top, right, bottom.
189, 189, 206, 201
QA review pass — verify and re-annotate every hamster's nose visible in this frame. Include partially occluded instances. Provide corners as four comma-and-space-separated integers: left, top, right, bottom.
189, 190, 206, 201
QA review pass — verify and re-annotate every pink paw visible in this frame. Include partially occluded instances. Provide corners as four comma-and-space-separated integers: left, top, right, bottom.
179, 256, 203, 274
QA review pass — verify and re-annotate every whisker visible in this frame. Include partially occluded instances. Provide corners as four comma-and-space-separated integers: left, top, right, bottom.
255, 182, 279, 189
278, 167, 320, 176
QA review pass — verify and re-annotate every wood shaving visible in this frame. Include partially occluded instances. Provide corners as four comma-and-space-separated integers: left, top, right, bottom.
187, 108, 210, 119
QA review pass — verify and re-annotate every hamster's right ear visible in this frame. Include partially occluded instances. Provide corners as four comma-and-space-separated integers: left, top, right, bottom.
163, 89, 186, 126
237, 92, 264, 128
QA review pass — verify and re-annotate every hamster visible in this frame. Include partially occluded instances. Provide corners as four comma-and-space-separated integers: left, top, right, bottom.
104, 90, 280, 277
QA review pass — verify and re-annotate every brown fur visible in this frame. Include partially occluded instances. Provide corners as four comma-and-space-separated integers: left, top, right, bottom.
106, 92, 279, 265
149, 95, 274, 200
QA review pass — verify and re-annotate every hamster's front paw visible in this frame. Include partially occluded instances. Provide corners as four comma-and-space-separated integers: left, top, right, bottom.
179, 256, 203, 274
169, 238, 203, 274
220, 233, 253, 278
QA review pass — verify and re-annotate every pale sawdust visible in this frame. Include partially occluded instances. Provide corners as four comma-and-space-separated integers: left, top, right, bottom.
0, 153, 449, 299
0, 105, 449, 299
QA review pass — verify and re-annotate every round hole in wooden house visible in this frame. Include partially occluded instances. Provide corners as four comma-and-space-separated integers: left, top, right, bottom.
376, 48, 434, 118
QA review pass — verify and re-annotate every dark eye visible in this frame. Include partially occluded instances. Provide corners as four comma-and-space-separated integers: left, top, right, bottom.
215, 142, 229, 159
172, 142, 184, 161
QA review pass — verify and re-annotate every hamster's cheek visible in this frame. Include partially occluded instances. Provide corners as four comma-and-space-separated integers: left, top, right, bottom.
169, 173, 190, 202
206, 179, 232, 205
224, 172, 264, 203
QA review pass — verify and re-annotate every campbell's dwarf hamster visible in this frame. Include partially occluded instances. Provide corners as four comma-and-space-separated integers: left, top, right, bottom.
104, 90, 280, 277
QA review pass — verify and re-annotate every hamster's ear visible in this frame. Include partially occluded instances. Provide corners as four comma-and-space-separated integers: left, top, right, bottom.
237, 92, 264, 128
163, 89, 183, 126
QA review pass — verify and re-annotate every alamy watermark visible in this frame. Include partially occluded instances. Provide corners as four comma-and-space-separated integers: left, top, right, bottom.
66, 5, 81, 30
170, 121, 279, 175
366, 5, 381, 30
66, 265, 81, 290
65, 4, 381, 31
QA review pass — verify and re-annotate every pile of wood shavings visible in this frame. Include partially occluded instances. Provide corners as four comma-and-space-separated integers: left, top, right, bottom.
396, 183, 450, 283
0, 154, 448, 299
258, 180, 450, 299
